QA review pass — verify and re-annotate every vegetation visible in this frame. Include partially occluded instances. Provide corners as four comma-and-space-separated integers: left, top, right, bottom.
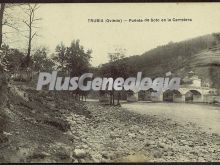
125, 34, 218, 77
98, 48, 135, 105
0, 2, 220, 104
22, 4, 41, 67
124, 34, 220, 93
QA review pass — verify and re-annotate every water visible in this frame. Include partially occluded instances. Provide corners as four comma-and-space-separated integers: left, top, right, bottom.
122, 102, 220, 135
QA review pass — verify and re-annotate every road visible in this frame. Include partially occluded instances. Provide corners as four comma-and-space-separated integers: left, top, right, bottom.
122, 102, 220, 135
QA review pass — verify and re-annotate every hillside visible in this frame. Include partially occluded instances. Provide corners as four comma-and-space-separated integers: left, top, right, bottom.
126, 33, 220, 90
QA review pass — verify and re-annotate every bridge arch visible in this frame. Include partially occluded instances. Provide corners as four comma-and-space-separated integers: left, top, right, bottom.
185, 90, 203, 102
163, 90, 184, 102
138, 88, 156, 101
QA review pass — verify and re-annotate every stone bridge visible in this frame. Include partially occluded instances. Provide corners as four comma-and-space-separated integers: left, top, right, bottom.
127, 85, 218, 103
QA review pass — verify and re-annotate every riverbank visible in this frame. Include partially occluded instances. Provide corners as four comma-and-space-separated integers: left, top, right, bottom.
0, 84, 220, 162
66, 102, 220, 162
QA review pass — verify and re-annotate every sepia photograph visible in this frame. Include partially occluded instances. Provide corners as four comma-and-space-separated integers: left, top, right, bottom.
0, 2, 220, 163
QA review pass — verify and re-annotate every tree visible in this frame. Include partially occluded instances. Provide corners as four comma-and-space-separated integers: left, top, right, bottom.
66, 39, 92, 76
1, 44, 25, 73
0, 3, 22, 50
0, 3, 5, 49
22, 4, 41, 67
52, 42, 67, 72
32, 47, 55, 72
65, 40, 92, 100
52, 39, 92, 101
100, 48, 134, 105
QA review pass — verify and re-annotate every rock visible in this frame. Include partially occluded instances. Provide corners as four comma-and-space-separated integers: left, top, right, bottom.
153, 150, 162, 158
179, 140, 188, 146
202, 142, 208, 146
82, 144, 89, 149
101, 151, 109, 159
128, 133, 136, 138
29, 151, 50, 159
79, 158, 88, 163
158, 142, 166, 148
43, 119, 70, 132
46, 96, 54, 101
129, 125, 139, 132
47, 102, 56, 108
41, 151, 51, 157
91, 153, 102, 162
198, 157, 205, 162
3, 131, 12, 136
55, 150, 70, 160
146, 139, 156, 146
167, 135, 173, 141
168, 151, 174, 156
138, 130, 146, 135
190, 151, 198, 156
110, 132, 121, 139
212, 133, 218, 137
144, 140, 152, 147
73, 149, 87, 158
188, 143, 194, 147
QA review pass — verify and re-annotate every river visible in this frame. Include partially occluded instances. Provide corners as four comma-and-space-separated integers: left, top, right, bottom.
122, 102, 220, 135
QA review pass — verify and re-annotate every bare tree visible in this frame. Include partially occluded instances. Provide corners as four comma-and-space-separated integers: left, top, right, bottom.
22, 4, 41, 67
0, 3, 5, 49
0, 3, 24, 50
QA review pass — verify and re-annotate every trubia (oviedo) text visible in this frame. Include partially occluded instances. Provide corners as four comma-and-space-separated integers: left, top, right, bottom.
36, 71, 181, 94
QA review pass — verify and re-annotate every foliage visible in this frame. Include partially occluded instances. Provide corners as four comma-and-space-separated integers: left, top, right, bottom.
1, 44, 25, 72
52, 39, 92, 76
66, 40, 92, 76
52, 39, 92, 100
52, 42, 67, 71
98, 49, 135, 105
32, 47, 55, 72
126, 34, 220, 77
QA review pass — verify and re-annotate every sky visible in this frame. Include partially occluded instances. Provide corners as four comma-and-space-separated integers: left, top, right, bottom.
4, 3, 220, 66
